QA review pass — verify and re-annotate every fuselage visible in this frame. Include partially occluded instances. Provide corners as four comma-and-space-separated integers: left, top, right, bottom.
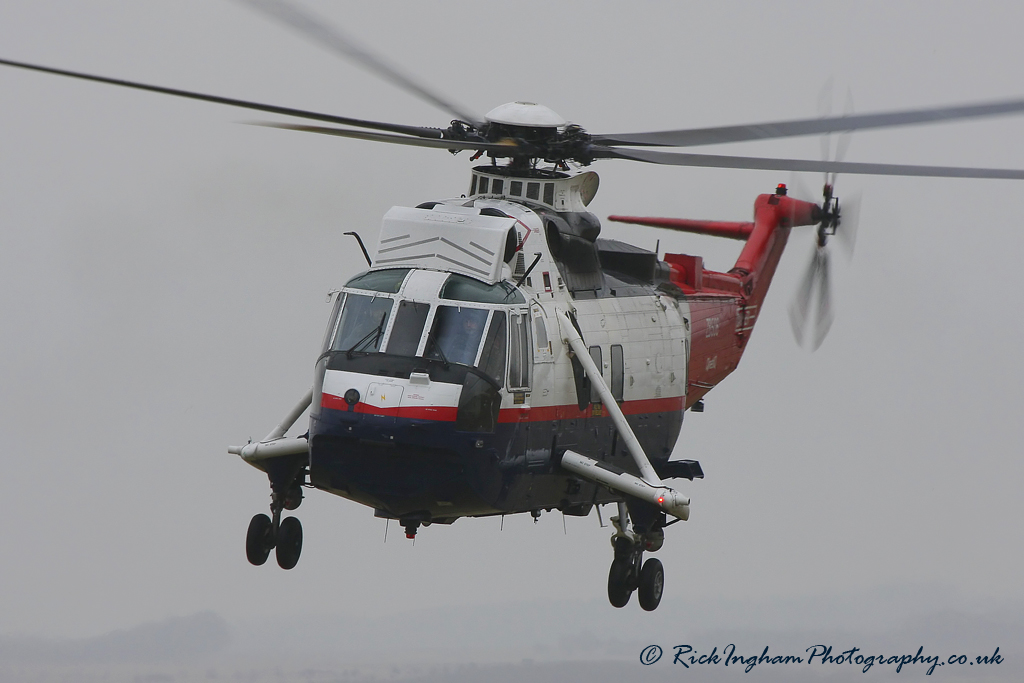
305, 169, 815, 527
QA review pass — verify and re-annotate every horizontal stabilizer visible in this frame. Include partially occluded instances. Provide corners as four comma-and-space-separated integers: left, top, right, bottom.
655, 459, 704, 480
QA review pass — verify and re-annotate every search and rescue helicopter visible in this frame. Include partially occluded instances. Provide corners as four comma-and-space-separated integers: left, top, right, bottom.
5, 0, 1024, 612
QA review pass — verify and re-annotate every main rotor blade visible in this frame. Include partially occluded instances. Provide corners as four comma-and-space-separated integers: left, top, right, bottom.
0, 57, 445, 139
238, 0, 480, 126
596, 147, 1024, 180
594, 97, 1024, 148
252, 122, 517, 153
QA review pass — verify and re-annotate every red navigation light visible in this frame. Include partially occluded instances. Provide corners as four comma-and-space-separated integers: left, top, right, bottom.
775, 183, 788, 196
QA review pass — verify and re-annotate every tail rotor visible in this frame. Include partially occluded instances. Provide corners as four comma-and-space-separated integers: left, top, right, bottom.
789, 85, 862, 350
788, 180, 860, 350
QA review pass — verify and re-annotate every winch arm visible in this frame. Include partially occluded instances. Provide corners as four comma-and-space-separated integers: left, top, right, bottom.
228, 387, 312, 463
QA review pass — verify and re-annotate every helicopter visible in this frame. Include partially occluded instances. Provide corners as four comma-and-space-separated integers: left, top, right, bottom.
5, 0, 1024, 614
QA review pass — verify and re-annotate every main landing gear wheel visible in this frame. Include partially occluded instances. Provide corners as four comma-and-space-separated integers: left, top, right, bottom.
607, 557, 634, 608
246, 513, 274, 566
607, 535, 640, 608
637, 558, 664, 612
606, 503, 668, 610
275, 516, 303, 570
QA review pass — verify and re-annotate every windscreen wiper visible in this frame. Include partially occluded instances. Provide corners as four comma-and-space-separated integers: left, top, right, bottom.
346, 314, 386, 359
425, 330, 450, 369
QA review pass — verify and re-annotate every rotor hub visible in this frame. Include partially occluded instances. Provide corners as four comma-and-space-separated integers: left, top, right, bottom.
484, 102, 566, 128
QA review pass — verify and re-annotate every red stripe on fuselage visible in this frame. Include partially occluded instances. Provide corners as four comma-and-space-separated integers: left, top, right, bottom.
323, 392, 684, 423
497, 395, 685, 422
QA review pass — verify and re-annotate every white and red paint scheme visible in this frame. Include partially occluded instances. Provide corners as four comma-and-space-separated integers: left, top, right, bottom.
235, 163, 823, 609
287, 170, 821, 534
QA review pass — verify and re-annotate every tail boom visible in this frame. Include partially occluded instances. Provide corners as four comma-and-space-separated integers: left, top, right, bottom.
614, 190, 819, 408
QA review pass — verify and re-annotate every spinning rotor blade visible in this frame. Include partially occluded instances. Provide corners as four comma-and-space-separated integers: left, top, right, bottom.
238, 0, 481, 126
595, 147, 1024, 179
790, 247, 834, 351
0, 57, 446, 139
252, 122, 517, 153
835, 191, 861, 257
594, 96, 1024, 148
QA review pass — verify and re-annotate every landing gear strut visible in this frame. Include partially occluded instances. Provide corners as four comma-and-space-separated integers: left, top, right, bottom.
246, 467, 305, 570
606, 502, 665, 611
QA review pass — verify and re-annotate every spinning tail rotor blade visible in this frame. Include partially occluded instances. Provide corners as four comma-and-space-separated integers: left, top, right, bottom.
813, 249, 834, 350
833, 88, 856, 176
790, 247, 834, 350
237, 0, 481, 126
836, 191, 862, 258
790, 248, 819, 344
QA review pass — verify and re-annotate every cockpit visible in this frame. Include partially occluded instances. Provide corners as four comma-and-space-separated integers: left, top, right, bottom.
321, 268, 531, 392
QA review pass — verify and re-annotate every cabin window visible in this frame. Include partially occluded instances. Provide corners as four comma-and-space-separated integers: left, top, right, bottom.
478, 177, 489, 194
385, 300, 430, 356
469, 175, 477, 195
543, 182, 555, 205
440, 273, 525, 304
478, 311, 507, 384
491, 179, 504, 195
426, 305, 489, 366
533, 314, 548, 351
344, 268, 409, 294
332, 294, 393, 354
508, 312, 532, 389
526, 182, 540, 200
610, 344, 624, 401
510, 180, 522, 196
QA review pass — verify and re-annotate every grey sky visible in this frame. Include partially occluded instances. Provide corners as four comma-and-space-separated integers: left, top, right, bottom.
0, 0, 1021, 677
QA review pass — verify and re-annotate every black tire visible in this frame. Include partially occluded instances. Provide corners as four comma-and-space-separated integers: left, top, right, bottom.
607, 557, 633, 608
276, 516, 303, 570
246, 513, 274, 566
638, 558, 664, 611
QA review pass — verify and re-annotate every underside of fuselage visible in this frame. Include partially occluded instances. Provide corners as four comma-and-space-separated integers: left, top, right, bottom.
308, 353, 684, 524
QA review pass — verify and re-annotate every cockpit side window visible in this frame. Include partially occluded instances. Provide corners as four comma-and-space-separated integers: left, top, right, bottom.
344, 268, 410, 294
385, 300, 430, 356
425, 305, 488, 366
332, 294, 393, 353
321, 292, 345, 354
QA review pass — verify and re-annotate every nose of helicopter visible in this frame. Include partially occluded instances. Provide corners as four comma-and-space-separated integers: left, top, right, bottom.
306, 364, 504, 520
309, 362, 501, 459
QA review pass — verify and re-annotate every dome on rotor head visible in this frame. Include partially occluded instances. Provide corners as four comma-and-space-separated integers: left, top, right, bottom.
484, 102, 566, 128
